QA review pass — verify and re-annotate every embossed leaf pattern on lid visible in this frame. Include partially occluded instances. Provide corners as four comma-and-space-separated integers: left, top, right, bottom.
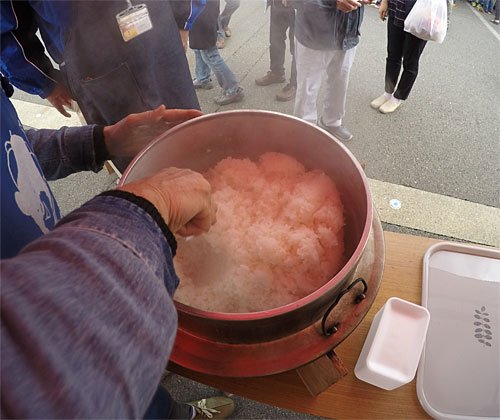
473, 306, 493, 347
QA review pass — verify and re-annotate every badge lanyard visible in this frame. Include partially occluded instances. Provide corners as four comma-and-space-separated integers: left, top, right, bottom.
116, 0, 153, 42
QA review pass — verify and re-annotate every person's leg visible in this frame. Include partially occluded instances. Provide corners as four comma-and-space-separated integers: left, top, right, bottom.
217, 15, 225, 42
269, 4, 289, 77
275, 5, 297, 101
220, 0, 240, 29
201, 47, 239, 94
495, 0, 500, 20
321, 47, 357, 127
385, 17, 405, 96
293, 39, 329, 124
194, 50, 212, 84
288, 6, 297, 87
393, 32, 427, 100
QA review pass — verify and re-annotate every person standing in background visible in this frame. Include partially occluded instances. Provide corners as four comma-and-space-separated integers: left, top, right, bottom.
293, 0, 367, 142
0, 0, 205, 172
370, 0, 427, 114
255, 0, 297, 102
482, 0, 495, 14
190, 0, 245, 106
491, 0, 500, 23
216, 0, 240, 48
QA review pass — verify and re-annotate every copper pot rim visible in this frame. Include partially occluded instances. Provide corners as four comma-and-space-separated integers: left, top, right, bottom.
121, 110, 373, 321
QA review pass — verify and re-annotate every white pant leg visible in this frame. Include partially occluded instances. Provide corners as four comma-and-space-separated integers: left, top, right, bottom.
322, 47, 357, 127
293, 40, 334, 125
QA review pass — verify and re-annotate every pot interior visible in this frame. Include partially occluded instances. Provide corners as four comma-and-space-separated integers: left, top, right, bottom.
121, 111, 372, 322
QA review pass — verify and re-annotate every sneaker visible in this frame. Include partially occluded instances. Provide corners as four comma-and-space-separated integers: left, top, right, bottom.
193, 79, 214, 90
276, 83, 296, 102
318, 117, 353, 142
223, 27, 232, 37
214, 87, 244, 106
491, 18, 500, 24
188, 397, 235, 419
255, 71, 286, 86
216, 38, 225, 49
379, 97, 402, 114
370, 93, 390, 109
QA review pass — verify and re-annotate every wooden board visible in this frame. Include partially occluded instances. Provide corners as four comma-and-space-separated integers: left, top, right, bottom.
168, 232, 476, 419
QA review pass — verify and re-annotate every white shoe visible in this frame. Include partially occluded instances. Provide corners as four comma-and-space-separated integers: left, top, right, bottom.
370, 94, 390, 109
379, 97, 402, 114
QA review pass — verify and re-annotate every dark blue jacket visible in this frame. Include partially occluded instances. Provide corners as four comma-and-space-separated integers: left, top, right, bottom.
189, 0, 220, 50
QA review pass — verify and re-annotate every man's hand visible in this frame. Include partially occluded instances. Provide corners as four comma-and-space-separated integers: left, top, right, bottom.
336, 0, 362, 11
379, 0, 388, 20
46, 83, 72, 117
118, 167, 217, 237
103, 106, 202, 158
179, 29, 189, 52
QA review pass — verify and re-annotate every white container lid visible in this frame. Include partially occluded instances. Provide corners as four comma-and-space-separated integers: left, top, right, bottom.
417, 242, 500, 420
354, 297, 430, 390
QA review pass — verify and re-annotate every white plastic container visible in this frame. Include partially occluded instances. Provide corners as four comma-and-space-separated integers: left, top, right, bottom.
417, 242, 500, 420
354, 297, 430, 390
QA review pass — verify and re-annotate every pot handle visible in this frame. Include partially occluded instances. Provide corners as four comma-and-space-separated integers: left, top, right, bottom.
321, 277, 368, 336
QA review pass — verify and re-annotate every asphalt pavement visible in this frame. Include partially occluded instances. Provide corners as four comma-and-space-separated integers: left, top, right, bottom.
9, 0, 500, 417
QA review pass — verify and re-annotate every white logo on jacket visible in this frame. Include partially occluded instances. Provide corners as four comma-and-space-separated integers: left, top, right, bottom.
5, 132, 58, 233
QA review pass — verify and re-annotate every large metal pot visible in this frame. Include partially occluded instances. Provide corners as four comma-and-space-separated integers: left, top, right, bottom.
120, 110, 373, 345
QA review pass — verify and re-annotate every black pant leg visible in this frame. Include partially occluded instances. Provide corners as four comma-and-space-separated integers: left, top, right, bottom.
385, 17, 405, 95
269, 4, 289, 76
393, 31, 427, 100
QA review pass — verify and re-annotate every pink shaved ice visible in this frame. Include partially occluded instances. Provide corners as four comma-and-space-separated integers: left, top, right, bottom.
174, 152, 345, 313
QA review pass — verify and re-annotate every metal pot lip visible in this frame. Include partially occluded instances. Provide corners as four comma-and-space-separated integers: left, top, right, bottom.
120, 110, 373, 320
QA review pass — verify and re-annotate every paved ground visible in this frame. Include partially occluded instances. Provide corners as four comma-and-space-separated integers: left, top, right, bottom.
12, 0, 500, 246
9, 1, 500, 418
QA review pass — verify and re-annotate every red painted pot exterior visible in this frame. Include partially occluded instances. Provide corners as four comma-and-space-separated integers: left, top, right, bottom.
120, 111, 373, 345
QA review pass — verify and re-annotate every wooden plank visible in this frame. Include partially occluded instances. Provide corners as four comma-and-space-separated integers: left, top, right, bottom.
169, 232, 457, 419
295, 352, 348, 396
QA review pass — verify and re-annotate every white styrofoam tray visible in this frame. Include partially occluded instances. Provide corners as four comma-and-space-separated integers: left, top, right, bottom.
354, 297, 430, 390
417, 242, 500, 420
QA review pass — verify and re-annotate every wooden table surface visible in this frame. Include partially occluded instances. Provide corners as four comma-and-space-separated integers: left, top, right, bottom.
169, 231, 451, 419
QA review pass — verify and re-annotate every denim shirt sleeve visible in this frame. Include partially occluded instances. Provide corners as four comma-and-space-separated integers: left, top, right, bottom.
0, 195, 179, 418
25, 125, 104, 180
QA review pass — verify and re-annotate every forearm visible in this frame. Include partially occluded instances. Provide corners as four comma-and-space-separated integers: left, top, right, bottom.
1, 195, 179, 418
25, 125, 109, 180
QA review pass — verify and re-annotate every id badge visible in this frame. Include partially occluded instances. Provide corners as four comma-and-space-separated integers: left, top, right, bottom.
116, 4, 153, 42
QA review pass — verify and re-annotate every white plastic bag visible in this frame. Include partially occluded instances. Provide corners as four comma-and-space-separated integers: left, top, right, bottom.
404, 0, 447, 43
